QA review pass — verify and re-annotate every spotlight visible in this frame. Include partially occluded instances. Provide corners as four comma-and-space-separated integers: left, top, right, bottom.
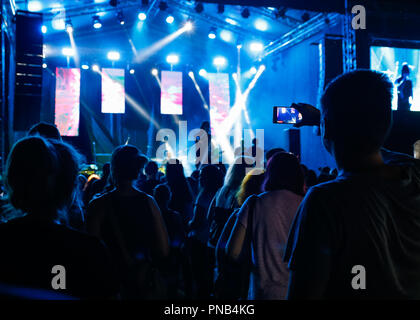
220, 30, 232, 42
250, 66, 257, 75
237, 44, 242, 49
107, 51, 120, 61
217, 4, 224, 14
41, 25, 47, 33
28, 1, 42, 12
92, 64, 100, 72
208, 27, 216, 39
117, 11, 125, 25
254, 19, 268, 31
62, 47, 75, 56
158, 1, 168, 11
151, 68, 158, 76
213, 56, 227, 68
194, 2, 204, 14
138, 12, 147, 21
129, 69, 135, 74
166, 15, 174, 24
184, 20, 193, 31
188, 71, 194, 78
250, 41, 264, 52
82, 64, 89, 70
199, 69, 207, 77
241, 8, 250, 19
166, 54, 179, 64
93, 15, 102, 29
42, 63, 47, 68
225, 18, 238, 26
65, 20, 73, 33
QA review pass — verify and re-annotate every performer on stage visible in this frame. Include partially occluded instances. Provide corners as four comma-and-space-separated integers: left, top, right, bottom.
395, 63, 413, 111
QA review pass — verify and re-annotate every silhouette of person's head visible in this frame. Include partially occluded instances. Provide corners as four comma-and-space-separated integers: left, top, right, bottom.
111, 145, 147, 186
320, 70, 393, 165
153, 184, 171, 209
263, 152, 304, 196
145, 161, 158, 178
224, 156, 254, 190
236, 168, 265, 206
402, 63, 410, 77
28, 122, 62, 141
199, 165, 223, 193
200, 121, 210, 134
5, 137, 80, 219
266, 148, 286, 162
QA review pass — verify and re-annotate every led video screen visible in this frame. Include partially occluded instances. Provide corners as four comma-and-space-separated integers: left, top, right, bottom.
161, 71, 183, 115
208, 73, 230, 134
101, 68, 125, 114
54, 68, 80, 136
371, 46, 420, 111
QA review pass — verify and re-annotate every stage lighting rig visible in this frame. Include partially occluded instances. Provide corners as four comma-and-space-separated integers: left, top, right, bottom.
65, 19, 73, 33
217, 4, 224, 14
159, 1, 168, 11
117, 10, 125, 25
195, 2, 204, 14
92, 15, 102, 29
109, 0, 118, 7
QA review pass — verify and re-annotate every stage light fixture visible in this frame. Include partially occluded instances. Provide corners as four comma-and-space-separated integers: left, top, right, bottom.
194, 2, 204, 14
220, 30, 232, 42
166, 54, 179, 64
28, 1, 42, 12
213, 56, 227, 68
41, 25, 47, 33
93, 15, 102, 29
158, 1, 168, 11
42, 63, 47, 68
225, 18, 238, 25
129, 69, 135, 74
199, 69, 207, 77
82, 64, 89, 70
62, 47, 75, 56
138, 12, 147, 21
166, 15, 174, 24
184, 20, 193, 31
92, 64, 100, 72
250, 66, 257, 75
254, 19, 268, 31
188, 71, 194, 78
151, 68, 158, 76
65, 20, 73, 33
241, 8, 250, 19
237, 44, 242, 49
117, 11, 125, 25
250, 41, 264, 52
208, 27, 216, 39
107, 51, 120, 61
217, 4, 224, 14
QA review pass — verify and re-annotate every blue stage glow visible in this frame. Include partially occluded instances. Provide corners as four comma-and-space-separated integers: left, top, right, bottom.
166, 15, 174, 24
62, 47, 75, 56
138, 12, 147, 21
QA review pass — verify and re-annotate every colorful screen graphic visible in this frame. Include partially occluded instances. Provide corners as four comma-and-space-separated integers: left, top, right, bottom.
208, 73, 230, 134
55, 68, 80, 136
161, 71, 183, 115
101, 68, 125, 113
371, 46, 420, 111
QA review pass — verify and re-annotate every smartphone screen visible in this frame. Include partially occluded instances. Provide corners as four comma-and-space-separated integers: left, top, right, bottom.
273, 106, 303, 124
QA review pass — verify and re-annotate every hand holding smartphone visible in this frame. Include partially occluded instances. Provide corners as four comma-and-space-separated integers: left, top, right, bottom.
273, 106, 303, 124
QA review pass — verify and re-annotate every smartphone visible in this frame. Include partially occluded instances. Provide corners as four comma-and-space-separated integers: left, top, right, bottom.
273, 106, 303, 124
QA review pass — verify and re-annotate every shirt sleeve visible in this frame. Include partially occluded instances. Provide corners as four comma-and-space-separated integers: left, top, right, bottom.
283, 187, 337, 271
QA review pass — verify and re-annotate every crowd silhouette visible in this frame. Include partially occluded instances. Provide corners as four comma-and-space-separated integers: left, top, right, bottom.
0, 69, 420, 299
